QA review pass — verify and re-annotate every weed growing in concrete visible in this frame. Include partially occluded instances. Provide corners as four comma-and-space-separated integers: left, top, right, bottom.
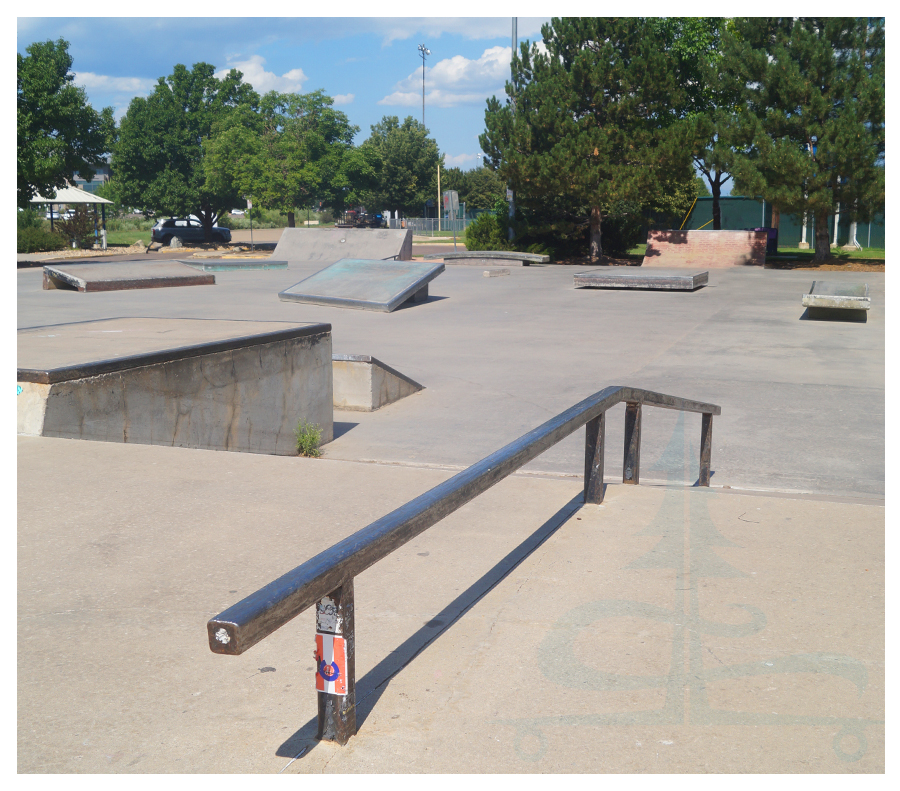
295, 420, 322, 457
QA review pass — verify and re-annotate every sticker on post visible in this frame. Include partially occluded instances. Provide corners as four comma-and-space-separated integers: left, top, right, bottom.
315, 632, 348, 696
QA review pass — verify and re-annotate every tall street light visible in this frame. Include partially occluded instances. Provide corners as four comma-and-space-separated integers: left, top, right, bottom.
418, 43, 430, 127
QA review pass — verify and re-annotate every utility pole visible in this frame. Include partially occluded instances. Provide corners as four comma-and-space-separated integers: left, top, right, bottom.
508, 17, 517, 242
418, 44, 430, 127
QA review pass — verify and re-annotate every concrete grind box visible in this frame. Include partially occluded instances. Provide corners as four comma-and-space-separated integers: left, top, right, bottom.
17, 321, 333, 455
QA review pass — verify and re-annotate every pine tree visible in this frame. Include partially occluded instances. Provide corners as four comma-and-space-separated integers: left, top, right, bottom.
480, 18, 695, 260
719, 18, 884, 260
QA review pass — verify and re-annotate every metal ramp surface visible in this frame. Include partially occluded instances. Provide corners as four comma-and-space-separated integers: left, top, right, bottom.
278, 258, 444, 312
272, 227, 412, 262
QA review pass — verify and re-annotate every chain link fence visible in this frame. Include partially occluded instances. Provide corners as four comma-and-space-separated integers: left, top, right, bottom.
387, 217, 472, 235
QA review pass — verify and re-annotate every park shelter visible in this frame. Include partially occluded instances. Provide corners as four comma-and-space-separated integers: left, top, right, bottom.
29, 185, 114, 248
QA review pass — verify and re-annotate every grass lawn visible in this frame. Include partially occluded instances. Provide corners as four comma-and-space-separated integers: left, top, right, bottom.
106, 230, 151, 247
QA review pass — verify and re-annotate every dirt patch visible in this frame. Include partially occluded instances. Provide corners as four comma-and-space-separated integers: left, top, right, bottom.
549, 254, 643, 267
764, 259, 884, 272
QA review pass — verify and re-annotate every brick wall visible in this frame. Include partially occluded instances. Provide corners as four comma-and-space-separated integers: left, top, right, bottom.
642, 230, 768, 268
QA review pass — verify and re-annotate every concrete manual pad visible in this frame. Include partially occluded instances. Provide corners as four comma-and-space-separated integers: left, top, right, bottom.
272, 227, 412, 262
17, 317, 333, 453
802, 281, 870, 323
177, 258, 288, 272
17, 437, 884, 773
42, 261, 214, 291
279, 258, 444, 312
575, 269, 708, 291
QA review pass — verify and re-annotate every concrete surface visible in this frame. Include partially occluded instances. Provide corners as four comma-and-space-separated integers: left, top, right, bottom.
279, 259, 444, 312
272, 228, 413, 262
179, 258, 288, 272
16, 253, 885, 774
574, 269, 709, 291
17, 434, 883, 772
17, 318, 333, 453
332, 354, 424, 411
17, 263, 884, 497
42, 261, 214, 292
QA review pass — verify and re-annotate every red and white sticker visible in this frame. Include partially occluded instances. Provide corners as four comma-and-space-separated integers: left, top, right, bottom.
315, 632, 348, 696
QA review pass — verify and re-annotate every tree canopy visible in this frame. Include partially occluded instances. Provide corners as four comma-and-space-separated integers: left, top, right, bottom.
17, 38, 114, 208
113, 62, 258, 240
719, 17, 884, 260
360, 116, 441, 217
203, 89, 362, 227
481, 17, 696, 259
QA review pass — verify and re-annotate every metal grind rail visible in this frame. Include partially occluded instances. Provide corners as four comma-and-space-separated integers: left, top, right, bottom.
206, 385, 721, 744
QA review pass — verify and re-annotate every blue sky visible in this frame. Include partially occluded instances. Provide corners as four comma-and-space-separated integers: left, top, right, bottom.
17, 14, 552, 170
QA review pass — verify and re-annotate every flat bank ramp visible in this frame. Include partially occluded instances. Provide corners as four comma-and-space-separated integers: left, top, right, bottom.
273, 228, 413, 262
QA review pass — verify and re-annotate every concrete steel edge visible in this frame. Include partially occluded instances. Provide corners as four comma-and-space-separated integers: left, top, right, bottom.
17, 322, 332, 384
574, 271, 709, 290
801, 294, 871, 310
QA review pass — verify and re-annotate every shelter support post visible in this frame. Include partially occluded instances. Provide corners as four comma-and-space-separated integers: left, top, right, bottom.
315, 581, 356, 745
584, 412, 606, 504
623, 402, 642, 484
699, 413, 713, 487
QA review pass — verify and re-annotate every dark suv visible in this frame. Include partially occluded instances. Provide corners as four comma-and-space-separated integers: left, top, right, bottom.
151, 217, 231, 245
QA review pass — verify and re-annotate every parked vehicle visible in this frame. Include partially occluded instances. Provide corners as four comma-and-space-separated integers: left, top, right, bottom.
230, 209, 245, 217
151, 217, 231, 245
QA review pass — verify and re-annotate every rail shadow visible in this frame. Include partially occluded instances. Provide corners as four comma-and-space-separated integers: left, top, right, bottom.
275, 491, 586, 762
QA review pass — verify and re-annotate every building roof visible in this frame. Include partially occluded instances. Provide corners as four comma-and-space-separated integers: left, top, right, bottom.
29, 186, 113, 205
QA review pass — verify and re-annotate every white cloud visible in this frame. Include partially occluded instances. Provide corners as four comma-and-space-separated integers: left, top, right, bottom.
73, 73, 157, 95
378, 45, 513, 108
332, 94, 355, 105
215, 55, 307, 94
442, 152, 480, 168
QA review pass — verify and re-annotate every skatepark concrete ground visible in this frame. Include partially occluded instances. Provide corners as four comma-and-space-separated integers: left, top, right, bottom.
16, 254, 885, 773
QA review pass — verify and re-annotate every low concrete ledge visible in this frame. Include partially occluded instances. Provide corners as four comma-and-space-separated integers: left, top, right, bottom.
801, 281, 870, 310
332, 354, 423, 412
575, 270, 708, 291
424, 251, 549, 265
43, 262, 215, 292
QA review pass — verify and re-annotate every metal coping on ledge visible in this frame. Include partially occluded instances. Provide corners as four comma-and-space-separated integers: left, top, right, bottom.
17, 323, 332, 385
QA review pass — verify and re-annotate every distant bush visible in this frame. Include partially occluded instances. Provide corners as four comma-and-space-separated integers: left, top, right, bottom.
18, 226, 67, 253
465, 198, 513, 251
17, 208, 43, 230
54, 207, 97, 249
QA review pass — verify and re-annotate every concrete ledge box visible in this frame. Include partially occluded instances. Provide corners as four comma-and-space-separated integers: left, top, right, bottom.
43, 261, 215, 292
801, 281, 870, 322
17, 318, 333, 454
575, 270, 708, 291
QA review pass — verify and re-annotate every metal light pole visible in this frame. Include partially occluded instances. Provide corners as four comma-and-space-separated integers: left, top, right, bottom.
418, 44, 430, 127
508, 18, 517, 241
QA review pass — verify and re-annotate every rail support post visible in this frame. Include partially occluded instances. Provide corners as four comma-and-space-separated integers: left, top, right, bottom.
623, 402, 642, 485
699, 412, 713, 486
315, 580, 356, 745
584, 412, 606, 504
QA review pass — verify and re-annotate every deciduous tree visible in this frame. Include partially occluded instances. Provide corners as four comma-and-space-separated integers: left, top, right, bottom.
17, 38, 114, 207
361, 116, 441, 217
113, 62, 258, 241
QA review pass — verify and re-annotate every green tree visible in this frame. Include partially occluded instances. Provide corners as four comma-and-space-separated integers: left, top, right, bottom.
17, 38, 114, 208
481, 18, 695, 260
719, 18, 884, 260
362, 116, 441, 217
647, 17, 739, 230
204, 90, 361, 227
113, 62, 258, 242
